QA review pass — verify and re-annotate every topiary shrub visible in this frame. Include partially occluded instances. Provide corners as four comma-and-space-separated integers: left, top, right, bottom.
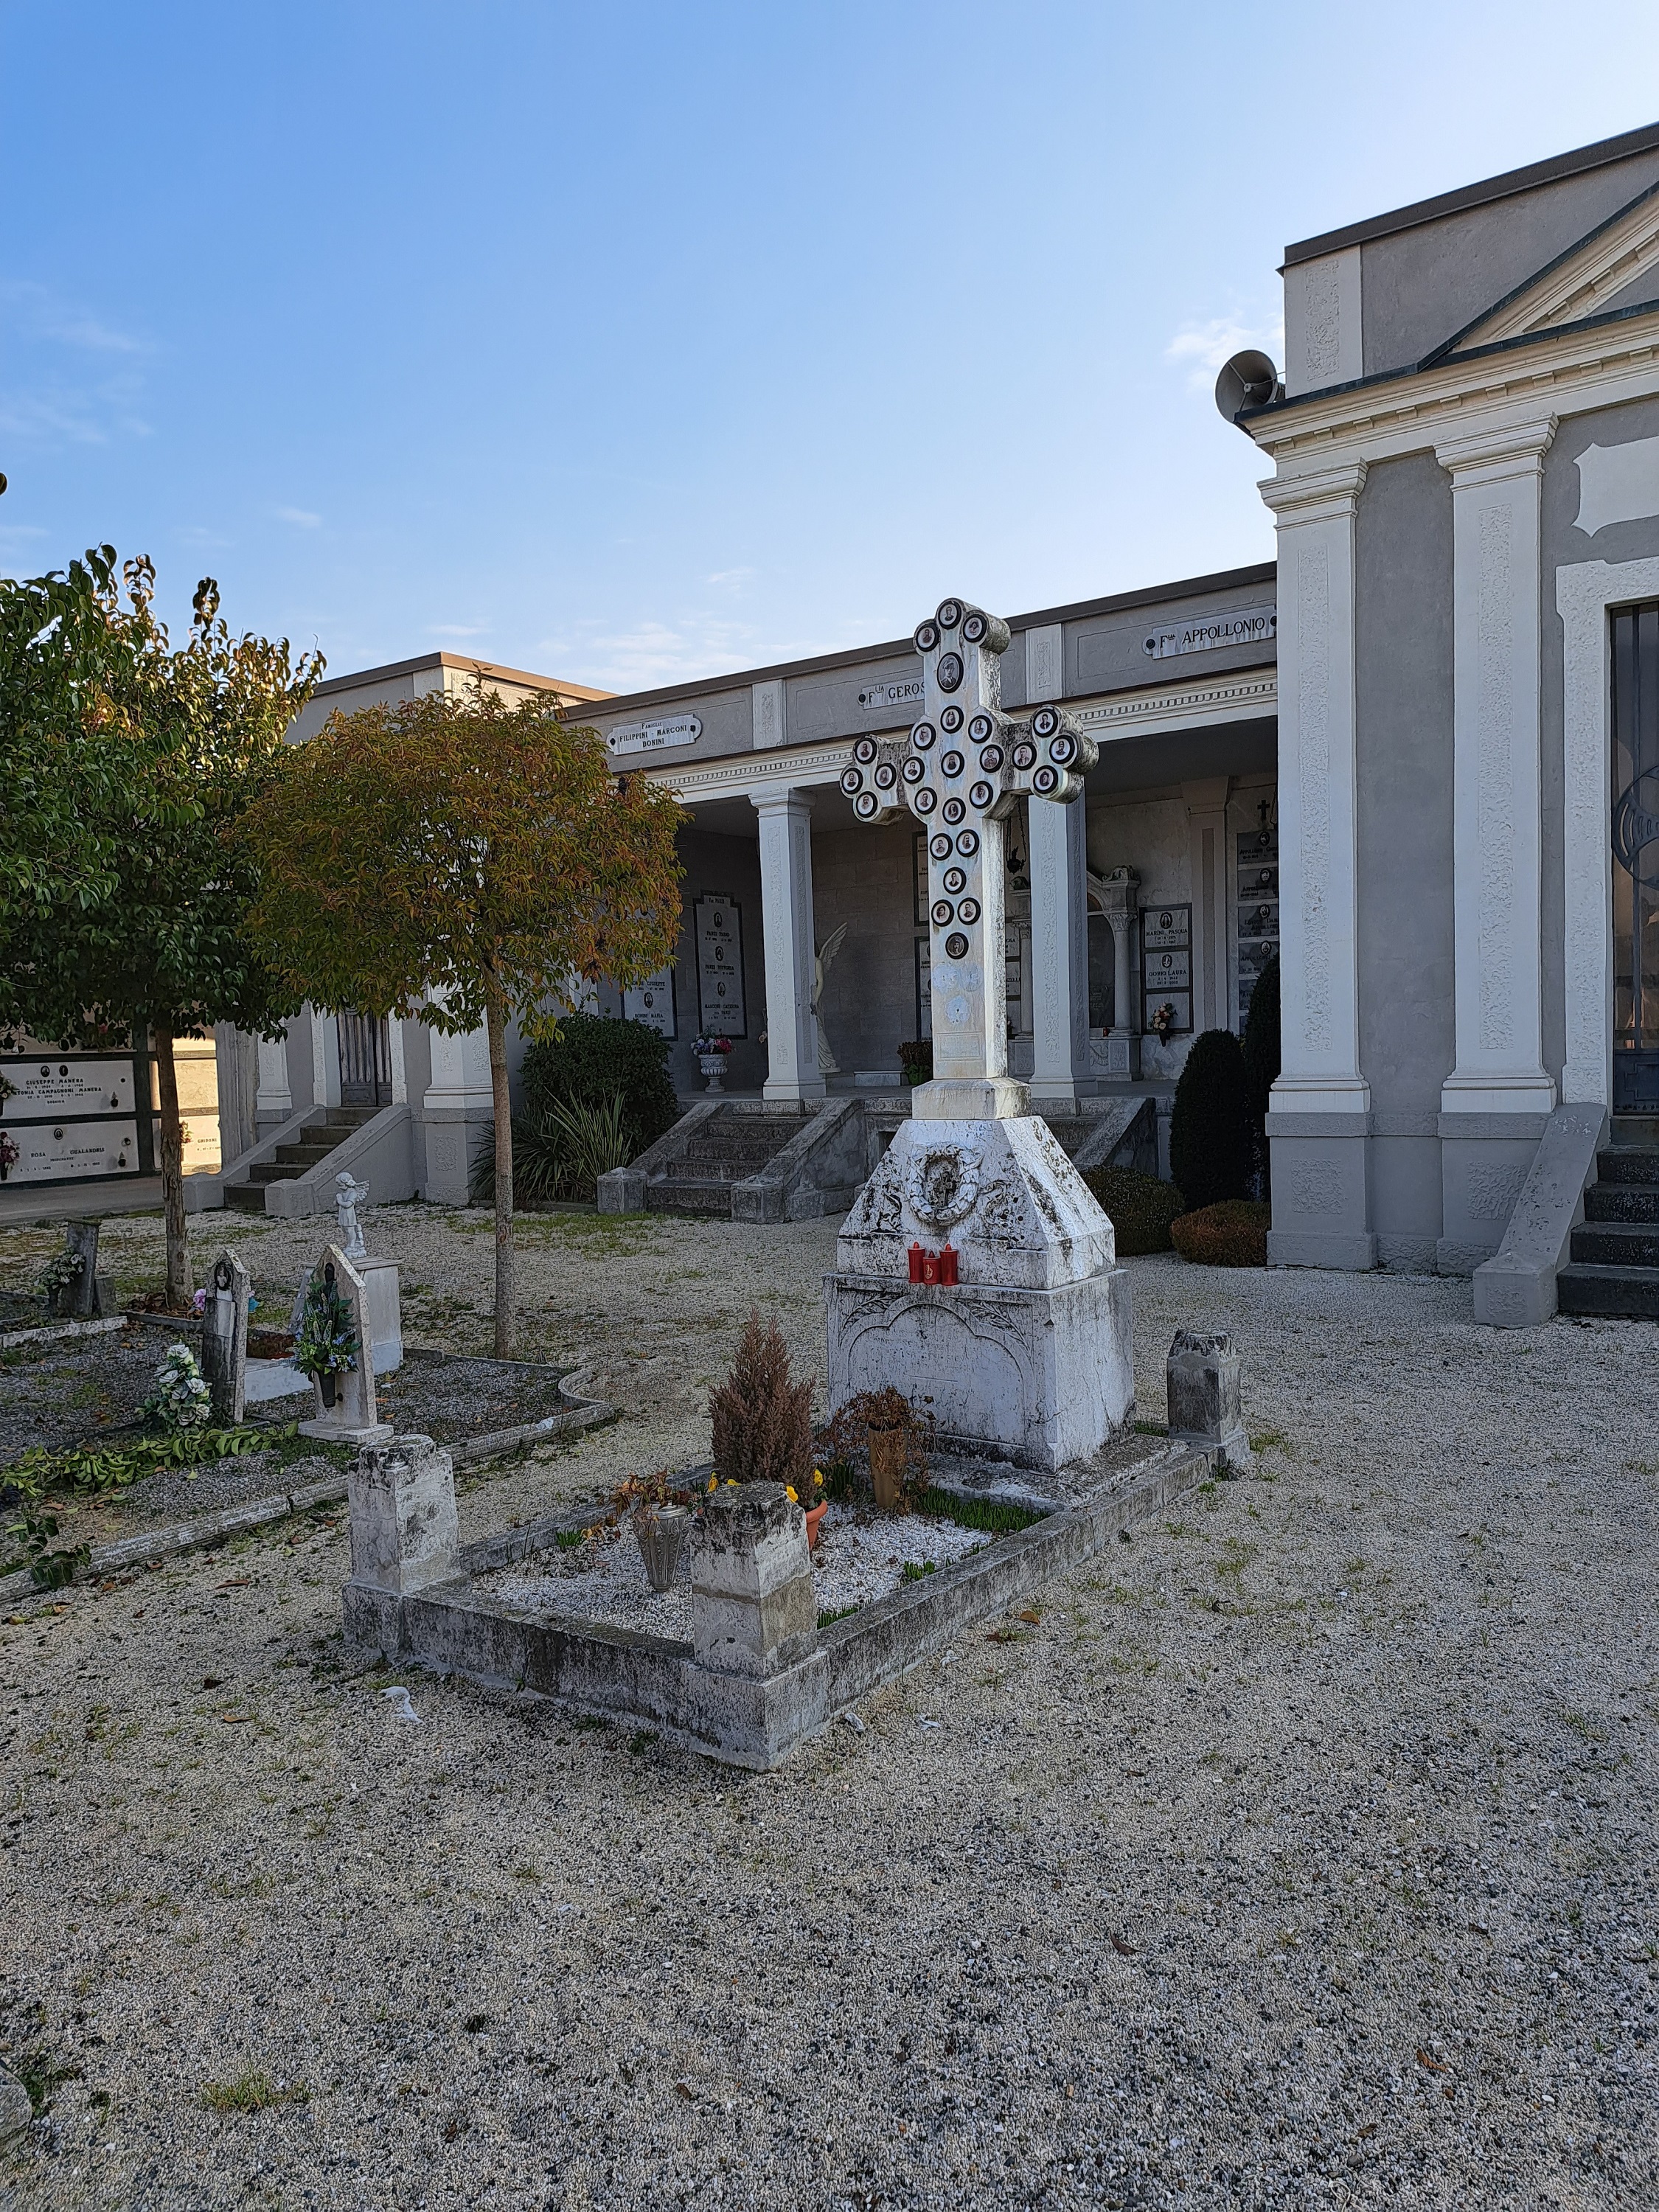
1082, 1166, 1184, 1255
519, 1014, 678, 1160
1241, 953, 1280, 1200
1241, 953, 1280, 1127
898, 1039, 933, 1088
1169, 1029, 1253, 1210
1170, 1199, 1270, 1267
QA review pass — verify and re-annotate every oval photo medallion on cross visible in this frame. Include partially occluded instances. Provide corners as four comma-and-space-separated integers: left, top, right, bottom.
936, 652, 964, 693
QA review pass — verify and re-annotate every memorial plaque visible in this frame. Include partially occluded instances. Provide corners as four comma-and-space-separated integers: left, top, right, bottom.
4, 1121, 141, 1183
1, 1057, 134, 1115
623, 967, 677, 1038
695, 897, 745, 1038
1141, 903, 1192, 1035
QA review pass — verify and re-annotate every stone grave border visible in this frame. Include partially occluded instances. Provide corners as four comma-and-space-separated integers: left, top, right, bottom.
0, 1386, 614, 1606
0, 1314, 127, 1353
345, 1435, 1215, 1770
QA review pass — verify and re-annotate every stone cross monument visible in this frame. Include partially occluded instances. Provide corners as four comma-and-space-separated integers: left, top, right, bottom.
826, 597, 1135, 1470
836, 595, 1096, 1117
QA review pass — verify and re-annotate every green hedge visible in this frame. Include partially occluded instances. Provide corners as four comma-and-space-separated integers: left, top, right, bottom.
897, 1039, 933, 1087
519, 1014, 679, 1158
1170, 1199, 1271, 1267
1082, 1166, 1185, 1255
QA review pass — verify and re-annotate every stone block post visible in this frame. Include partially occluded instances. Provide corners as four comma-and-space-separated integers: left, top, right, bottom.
1166, 1329, 1251, 1472
347, 1433, 460, 1598
690, 1484, 815, 1677
200, 1248, 251, 1427
64, 1221, 100, 1317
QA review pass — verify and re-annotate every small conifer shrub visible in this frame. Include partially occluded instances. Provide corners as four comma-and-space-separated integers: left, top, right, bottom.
708, 1311, 814, 1491
1170, 1200, 1271, 1267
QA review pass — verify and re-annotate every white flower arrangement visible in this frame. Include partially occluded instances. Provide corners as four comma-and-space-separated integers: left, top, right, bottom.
143, 1341, 213, 1432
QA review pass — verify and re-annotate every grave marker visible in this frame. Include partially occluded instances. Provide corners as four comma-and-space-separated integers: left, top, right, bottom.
200, 1247, 251, 1427
296, 1244, 392, 1447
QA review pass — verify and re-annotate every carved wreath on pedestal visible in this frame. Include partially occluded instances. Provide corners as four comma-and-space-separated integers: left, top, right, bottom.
903, 1143, 982, 1231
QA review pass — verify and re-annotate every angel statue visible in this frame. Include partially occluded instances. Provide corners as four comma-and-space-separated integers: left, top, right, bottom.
813, 923, 849, 1077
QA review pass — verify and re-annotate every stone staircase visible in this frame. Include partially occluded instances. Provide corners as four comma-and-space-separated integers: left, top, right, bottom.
1557, 1116, 1659, 1318
222, 1106, 378, 1215
644, 1107, 818, 1215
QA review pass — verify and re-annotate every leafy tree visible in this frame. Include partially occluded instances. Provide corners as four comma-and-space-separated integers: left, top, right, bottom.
245, 684, 684, 1356
1, 556, 322, 1305
1169, 1029, 1253, 1211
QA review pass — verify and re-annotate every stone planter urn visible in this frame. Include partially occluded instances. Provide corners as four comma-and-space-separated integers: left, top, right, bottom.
634, 1504, 692, 1593
868, 1423, 906, 1512
698, 1054, 726, 1093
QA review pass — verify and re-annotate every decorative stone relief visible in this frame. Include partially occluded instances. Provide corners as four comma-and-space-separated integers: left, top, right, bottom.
1303, 262, 1342, 384
1465, 1163, 1527, 1221
1288, 1163, 1346, 1216
902, 1142, 983, 1230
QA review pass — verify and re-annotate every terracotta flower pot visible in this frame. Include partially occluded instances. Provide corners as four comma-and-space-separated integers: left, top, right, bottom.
803, 1500, 828, 1550
868, 1423, 906, 1512
634, 1505, 691, 1593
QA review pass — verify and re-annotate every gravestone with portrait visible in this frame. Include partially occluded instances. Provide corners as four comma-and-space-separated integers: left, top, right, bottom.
825, 599, 1134, 1470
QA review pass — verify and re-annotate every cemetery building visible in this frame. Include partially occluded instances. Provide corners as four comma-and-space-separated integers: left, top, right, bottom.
15, 120, 1659, 1320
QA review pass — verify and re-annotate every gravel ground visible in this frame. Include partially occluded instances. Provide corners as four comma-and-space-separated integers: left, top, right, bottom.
490, 1498, 994, 1639
1, 1205, 1657, 2208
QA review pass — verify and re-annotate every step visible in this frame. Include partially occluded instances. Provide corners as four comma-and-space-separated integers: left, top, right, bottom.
222, 1183, 268, 1214
645, 1176, 734, 1217
1570, 1220, 1659, 1268
1557, 1262, 1659, 1320
247, 1161, 307, 1186
1584, 1181, 1659, 1223
324, 1106, 378, 1128
274, 1141, 341, 1167
1595, 1147, 1659, 1186
1611, 1114, 1659, 1148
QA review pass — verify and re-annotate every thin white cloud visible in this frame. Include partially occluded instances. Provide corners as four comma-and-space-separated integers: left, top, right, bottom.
276, 506, 321, 528
176, 524, 232, 550
0, 282, 149, 356
705, 566, 756, 590
429, 622, 489, 639
535, 613, 761, 692
1166, 313, 1284, 393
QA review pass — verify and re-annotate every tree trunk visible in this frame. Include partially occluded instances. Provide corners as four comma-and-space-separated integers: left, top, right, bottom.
485, 995, 515, 1359
152, 1026, 195, 1310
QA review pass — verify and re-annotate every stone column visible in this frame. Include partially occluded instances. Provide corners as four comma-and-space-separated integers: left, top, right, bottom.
1258, 462, 1375, 1267
1183, 777, 1233, 1034
1096, 867, 1141, 1080
422, 1001, 493, 1204
309, 1008, 341, 1110
1028, 787, 1093, 1110
254, 1027, 293, 1130
1433, 419, 1558, 1272
1435, 420, 1557, 1117
751, 789, 826, 1105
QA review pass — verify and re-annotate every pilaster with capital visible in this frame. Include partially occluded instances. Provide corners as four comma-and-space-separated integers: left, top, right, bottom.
751, 788, 826, 1105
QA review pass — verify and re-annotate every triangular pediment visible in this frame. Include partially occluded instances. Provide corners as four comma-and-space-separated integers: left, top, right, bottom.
1429, 178, 1659, 364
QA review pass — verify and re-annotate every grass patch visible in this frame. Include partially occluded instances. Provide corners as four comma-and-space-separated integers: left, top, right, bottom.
554, 1528, 585, 1550
1133, 1419, 1168, 1436
899, 1559, 936, 1583
201, 2070, 307, 2114
915, 1489, 1046, 1535
818, 1604, 860, 1628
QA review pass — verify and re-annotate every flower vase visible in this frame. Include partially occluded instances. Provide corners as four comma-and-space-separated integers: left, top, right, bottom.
698, 1054, 726, 1093
320, 1370, 338, 1410
634, 1505, 691, 1593
868, 1423, 906, 1512
803, 1500, 828, 1551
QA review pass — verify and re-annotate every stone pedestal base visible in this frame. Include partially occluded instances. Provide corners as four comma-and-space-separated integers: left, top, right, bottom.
347, 1433, 459, 1596
826, 1269, 1133, 1470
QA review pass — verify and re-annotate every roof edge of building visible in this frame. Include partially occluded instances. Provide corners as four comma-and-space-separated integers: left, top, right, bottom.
313, 650, 611, 701
1283, 119, 1659, 268
560, 561, 1279, 723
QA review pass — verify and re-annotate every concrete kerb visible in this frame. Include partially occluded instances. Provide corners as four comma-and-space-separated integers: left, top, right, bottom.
0, 1391, 614, 1607
343, 1438, 1215, 1770
0, 1314, 127, 1353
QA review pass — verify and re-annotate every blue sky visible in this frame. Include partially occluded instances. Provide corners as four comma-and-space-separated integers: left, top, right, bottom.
4, 3, 1659, 695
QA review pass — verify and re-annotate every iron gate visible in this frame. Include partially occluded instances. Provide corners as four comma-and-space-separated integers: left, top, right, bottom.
337, 1014, 392, 1108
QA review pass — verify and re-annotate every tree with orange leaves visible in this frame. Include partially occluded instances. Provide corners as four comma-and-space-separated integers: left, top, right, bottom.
245, 681, 683, 1356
